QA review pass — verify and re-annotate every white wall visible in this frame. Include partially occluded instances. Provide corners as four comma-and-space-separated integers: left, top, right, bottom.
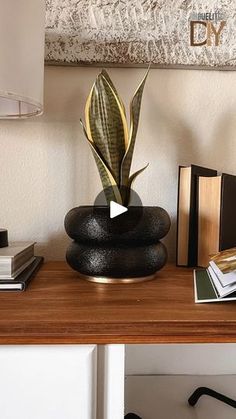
0, 66, 235, 260
126, 344, 236, 375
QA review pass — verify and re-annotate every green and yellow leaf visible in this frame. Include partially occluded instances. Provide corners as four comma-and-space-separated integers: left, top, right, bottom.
101, 70, 126, 117
120, 67, 149, 188
80, 120, 123, 204
121, 164, 149, 206
85, 72, 129, 185
82, 68, 149, 205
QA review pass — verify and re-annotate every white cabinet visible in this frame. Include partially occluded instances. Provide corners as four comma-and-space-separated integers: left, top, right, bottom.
0, 344, 126, 419
0, 345, 97, 419
2, 343, 236, 419
97, 345, 125, 419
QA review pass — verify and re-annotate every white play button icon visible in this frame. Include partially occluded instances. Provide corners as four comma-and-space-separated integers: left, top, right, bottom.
110, 201, 128, 219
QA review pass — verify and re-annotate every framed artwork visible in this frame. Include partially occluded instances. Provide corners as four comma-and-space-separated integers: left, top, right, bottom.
45, 0, 236, 69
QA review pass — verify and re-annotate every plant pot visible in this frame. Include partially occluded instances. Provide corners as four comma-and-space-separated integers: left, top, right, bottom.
65, 206, 171, 283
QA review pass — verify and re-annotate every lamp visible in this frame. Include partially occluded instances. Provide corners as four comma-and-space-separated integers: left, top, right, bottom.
0, 0, 45, 247
0, 0, 45, 118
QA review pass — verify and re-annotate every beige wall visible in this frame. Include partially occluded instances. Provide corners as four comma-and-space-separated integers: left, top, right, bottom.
0, 66, 235, 260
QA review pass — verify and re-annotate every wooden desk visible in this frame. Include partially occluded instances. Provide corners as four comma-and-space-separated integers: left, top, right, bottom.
0, 261, 236, 344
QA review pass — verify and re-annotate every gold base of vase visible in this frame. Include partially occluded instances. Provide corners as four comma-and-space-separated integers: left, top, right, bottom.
79, 273, 157, 284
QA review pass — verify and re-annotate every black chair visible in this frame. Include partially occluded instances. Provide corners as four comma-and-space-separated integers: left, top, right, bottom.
125, 385, 236, 419
125, 387, 236, 419
188, 387, 236, 409
125, 414, 142, 419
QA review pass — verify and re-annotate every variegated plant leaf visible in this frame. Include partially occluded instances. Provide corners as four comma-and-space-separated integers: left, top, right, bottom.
80, 120, 123, 204
120, 67, 149, 188
101, 69, 126, 117
128, 164, 149, 187
121, 164, 149, 206
85, 72, 128, 185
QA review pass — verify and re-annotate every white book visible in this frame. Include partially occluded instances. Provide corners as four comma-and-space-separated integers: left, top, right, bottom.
0, 257, 36, 280
0, 242, 35, 278
0, 257, 43, 290
208, 266, 236, 298
209, 260, 236, 287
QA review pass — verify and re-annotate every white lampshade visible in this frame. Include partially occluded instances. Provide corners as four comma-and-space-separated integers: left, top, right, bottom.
0, 0, 45, 118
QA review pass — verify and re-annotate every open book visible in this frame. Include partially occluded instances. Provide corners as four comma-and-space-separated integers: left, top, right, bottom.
194, 247, 236, 303
194, 269, 236, 303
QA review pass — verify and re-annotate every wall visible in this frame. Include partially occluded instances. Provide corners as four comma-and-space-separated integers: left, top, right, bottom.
0, 66, 236, 260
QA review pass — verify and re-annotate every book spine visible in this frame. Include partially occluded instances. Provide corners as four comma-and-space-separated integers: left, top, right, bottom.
187, 174, 199, 266
189, 167, 217, 267
197, 176, 221, 267
176, 166, 183, 266
12, 245, 34, 273
219, 174, 236, 251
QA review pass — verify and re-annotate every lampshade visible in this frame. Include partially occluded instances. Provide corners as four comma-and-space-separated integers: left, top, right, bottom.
0, 0, 45, 118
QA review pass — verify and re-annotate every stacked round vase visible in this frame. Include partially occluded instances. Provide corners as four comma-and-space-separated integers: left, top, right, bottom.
65, 206, 171, 283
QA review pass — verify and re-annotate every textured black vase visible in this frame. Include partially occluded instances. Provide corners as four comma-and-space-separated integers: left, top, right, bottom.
65, 206, 171, 283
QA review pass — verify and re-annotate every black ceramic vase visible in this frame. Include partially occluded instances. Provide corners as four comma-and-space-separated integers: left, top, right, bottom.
64, 206, 171, 283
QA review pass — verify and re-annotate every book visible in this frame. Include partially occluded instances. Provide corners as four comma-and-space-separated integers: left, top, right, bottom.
208, 265, 236, 297
194, 268, 236, 303
0, 242, 35, 278
206, 247, 236, 288
0, 256, 36, 280
209, 260, 236, 287
0, 256, 44, 291
198, 173, 236, 267
176, 165, 217, 267
210, 247, 236, 273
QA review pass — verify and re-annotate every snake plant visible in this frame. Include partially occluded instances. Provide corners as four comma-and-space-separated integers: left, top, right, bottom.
80, 69, 149, 206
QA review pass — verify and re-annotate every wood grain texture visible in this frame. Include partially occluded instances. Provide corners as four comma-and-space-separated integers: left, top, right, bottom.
0, 262, 236, 344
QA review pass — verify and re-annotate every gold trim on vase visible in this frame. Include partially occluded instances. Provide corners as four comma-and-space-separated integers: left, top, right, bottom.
79, 273, 157, 284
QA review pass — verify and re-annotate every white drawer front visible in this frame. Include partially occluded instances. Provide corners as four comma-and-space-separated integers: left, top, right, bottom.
0, 345, 97, 419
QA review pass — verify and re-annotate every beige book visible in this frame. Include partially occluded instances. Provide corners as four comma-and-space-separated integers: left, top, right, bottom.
198, 176, 221, 267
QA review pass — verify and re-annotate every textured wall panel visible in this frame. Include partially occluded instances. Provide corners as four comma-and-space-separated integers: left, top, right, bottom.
45, 0, 236, 69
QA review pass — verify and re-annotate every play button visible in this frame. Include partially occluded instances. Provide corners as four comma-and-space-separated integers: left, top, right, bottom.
93, 186, 143, 235
110, 201, 128, 219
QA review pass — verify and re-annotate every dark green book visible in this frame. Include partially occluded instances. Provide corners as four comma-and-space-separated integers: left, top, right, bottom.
194, 268, 236, 303
0, 256, 44, 291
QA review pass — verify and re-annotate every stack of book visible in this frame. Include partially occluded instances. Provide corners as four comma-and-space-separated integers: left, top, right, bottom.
177, 164, 236, 267
194, 248, 236, 303
0, 242, 43, 291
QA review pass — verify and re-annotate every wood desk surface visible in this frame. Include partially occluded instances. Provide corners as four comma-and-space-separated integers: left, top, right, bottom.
0, 261, 236, 344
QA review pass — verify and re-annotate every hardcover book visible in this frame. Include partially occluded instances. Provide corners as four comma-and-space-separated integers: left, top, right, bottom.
198, 173, 236, 267
0, 242, 35, 278
194, 268, 236, 303
209, 260, 236, 288
208, 266, 236, 298
210, 247, 236, 274
0, 256, 44, 291
176, 165, 217, 267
